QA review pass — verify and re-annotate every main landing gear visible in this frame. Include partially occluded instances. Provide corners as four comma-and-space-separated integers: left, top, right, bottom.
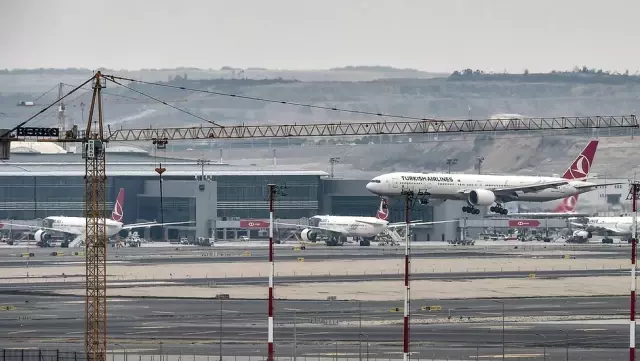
490, 205, 509, 215
462, 206, 480, 215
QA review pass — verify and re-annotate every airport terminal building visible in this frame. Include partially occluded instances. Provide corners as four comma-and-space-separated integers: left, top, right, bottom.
0, 142, 443, 241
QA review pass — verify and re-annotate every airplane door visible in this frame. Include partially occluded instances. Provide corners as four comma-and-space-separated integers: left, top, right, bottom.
392, 177, 398, 188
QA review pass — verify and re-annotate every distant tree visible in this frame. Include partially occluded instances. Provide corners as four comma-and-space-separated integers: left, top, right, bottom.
523, 69, 529, 76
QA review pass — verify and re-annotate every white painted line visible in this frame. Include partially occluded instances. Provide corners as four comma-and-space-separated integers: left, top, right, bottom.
8, 330, 37, 335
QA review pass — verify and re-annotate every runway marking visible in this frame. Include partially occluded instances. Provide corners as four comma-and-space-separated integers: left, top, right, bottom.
182, 330, 217, 336
8, 330, 36, 335
126, 330, 159, 335
480, 354, 543, 358
297, 332, 331, 336
577, 328, 609, 331
66, 332, 84, 335
133, 326, 171, 329
577, 301, 608, 305
237, 331, 264, 336
152, 311, 175, 315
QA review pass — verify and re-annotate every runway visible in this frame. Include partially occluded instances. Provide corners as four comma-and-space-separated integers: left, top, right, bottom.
0, 241, 631, 268
0, 268, 630, 294
0, 294, 631, 360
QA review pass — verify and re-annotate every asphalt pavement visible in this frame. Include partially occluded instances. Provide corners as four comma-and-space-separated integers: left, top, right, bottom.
0, 294, 632, 360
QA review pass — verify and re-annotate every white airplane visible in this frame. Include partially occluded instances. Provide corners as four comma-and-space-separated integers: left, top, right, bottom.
569, 214, 638, 239
366, 140, 620, 216
497, 194, 591, 219
3, 188, 193, 247
277, 198, 457, 246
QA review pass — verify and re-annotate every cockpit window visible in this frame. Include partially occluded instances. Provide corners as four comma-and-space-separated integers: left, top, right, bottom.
370, 179, 381, 183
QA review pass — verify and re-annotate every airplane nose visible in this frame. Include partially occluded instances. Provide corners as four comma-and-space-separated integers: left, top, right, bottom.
366, 182, 378, 194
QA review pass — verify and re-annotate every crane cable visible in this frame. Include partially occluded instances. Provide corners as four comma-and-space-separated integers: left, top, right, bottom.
103, 74, 439, 122
104, 77, 222, 127
0, 76, 95, 139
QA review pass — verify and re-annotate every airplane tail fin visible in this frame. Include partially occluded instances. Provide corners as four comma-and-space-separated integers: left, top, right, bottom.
111, 188, 125, 222
554, 195, 579, 213
376, 198, 389, 220
561, 140, 598, 180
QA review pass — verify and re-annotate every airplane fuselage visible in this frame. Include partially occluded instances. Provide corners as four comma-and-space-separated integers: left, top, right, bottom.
47, 216, 124, 238
367, 172, 597, 202
576, 216, 636, 236
313, 216, 389, 237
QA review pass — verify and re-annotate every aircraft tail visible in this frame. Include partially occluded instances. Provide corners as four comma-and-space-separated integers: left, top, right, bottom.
554, 195, 579, 213
561, 140, 598, 180
111, 188, 124, 222
376, 198, 389, 220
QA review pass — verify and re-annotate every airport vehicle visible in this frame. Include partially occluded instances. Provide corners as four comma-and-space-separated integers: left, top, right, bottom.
366, 140, 619, 215
277, 198, 456, 246
3, 188, 193, 247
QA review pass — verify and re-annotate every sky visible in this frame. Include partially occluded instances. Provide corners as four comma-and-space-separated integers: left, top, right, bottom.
1, 0, 639, 73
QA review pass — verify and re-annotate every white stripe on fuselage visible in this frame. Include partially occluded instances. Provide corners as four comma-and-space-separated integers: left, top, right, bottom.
368, 172, 593, 202
47, 216, 123, 237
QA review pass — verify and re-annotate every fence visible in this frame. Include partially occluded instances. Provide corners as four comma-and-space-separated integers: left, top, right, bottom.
0, 347, 628, 361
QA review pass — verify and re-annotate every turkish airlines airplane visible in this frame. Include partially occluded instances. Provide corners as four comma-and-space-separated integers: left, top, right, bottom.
366, 140, 620, 215
501, 194, 590, 219
277, 198, 456, 246
569, 213, 637, 239
4, 188, 193, 247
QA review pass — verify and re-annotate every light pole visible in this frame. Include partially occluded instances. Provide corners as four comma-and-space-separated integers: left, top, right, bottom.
329, 157, 340, 179
477, 156, 485, 175
360, 333, 369, 361
113, 343, 127, 361
446, 158, 458, 174
196, 158, 211, 181
285, 308, 300, 361
491, 300, 505, 361
559, 329, 568, 361
358, 300, 362, 361
535, 333, 547, 361
219, 298, 224, 361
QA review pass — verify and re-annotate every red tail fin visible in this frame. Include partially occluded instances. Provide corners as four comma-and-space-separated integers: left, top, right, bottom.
554, 194, 578, 213
376, 198, 389, 220
561, 140, 598, 180
111, 188, 124, 222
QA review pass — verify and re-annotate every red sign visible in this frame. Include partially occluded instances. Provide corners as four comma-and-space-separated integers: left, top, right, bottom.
240, 220, 270, 229
508, 219, 541, 228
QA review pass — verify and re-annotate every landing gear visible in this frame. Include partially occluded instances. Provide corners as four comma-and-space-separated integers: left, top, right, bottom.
490, 205, 509, 215
462, 206, 480, 215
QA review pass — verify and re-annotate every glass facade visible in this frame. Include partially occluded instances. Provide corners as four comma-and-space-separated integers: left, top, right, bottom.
330, 196, 434, 223
213, 175, 319, 219
0, 176, 118, 220
0, 174, 321, 222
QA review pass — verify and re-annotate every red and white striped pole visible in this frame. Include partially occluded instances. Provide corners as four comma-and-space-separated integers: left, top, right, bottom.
268, 184, 275, 361
631, 183, 638, 361
403, 195, 411, 361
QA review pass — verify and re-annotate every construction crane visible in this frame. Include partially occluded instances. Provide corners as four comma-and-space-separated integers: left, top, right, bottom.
1, 71, 638, 361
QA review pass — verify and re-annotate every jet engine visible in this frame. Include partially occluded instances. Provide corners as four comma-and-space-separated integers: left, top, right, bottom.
34, 229, 52, 244
573, 230, 592, 239
300, 228, 318, 242
468, 189, 497, 206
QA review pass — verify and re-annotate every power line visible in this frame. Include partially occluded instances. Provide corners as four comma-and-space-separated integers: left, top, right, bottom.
61, 83, 140, 101
33, 84, 60, 103
103, 74, 440, 122
104, 77, 221, 127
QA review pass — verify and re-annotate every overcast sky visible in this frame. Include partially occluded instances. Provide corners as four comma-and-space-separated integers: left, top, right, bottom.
1, 0, 638, 73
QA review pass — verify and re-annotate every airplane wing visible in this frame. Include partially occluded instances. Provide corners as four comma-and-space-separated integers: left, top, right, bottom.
491, 180, 569, 194
456, 180, 569, 199
387, 220, 459, 228
574, 182, 626, 189
0, 222, 70, 234
122, 221, 194, 230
